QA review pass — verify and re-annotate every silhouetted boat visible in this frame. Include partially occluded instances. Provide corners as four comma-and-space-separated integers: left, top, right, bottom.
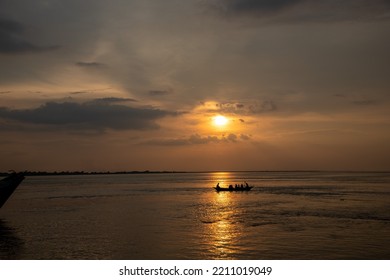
214, 186, 253, 192
0, 173, 25, 208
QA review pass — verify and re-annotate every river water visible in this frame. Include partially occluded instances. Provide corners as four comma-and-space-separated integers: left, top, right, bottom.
1, 171, 389, 259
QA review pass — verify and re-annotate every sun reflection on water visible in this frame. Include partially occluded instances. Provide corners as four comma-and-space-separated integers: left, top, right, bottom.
202, 172, 242, 259
211, 172, 230, 187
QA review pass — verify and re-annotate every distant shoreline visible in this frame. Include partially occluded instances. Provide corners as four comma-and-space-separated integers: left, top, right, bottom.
1, 170, 389, 177
0, 170, 187, 176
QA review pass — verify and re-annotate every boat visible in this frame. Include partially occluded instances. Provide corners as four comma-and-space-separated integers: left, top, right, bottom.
214, 186, 253, 192
0, 173, 25, 208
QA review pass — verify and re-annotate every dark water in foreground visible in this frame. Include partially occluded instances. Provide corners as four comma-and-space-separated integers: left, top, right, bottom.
0, 172, 389, 260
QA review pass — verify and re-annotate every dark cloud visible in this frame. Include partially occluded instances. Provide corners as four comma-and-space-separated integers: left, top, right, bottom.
352, 99, 377, 106
206, 0, 303, 18
0, 17, 23, 33
69, 91, 89, 95
68, 88, 117, 96
91, 97, 137, 103
0, 100, 176, 131
76, 61, 106, 68
215, 100, 277, 115
143, 133, 251, 146
0, 18, 59, 54
222, 0, 301, 14
148, 90, 172, 97
250, 100, 277, 113
208, 0, 390, 23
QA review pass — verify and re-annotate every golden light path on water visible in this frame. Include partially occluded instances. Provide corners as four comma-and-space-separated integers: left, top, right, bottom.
209, 194, 238, 258
202, 172, 241, 259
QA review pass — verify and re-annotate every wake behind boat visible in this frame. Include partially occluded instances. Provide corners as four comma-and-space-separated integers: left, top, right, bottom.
0, 172, 25, 208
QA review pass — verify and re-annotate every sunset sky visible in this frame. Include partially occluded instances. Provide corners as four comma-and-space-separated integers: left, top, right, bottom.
1, 0, 390, 172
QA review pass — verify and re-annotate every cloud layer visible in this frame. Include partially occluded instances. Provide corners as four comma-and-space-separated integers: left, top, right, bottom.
0, 18, 58, 54
209, 0, 390, 22
143, 133, 251, 146
0, 0, 389, 171
0, 99, 176, 131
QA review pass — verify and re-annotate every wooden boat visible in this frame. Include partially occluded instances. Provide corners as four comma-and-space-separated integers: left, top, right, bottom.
0, 173, 25, 208
214, 186, 253, 192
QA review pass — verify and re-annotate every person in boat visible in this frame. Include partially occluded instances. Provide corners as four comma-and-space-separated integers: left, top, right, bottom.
216, 182, 221, 190
229, 184, 233, 190
245, 182, 249, 188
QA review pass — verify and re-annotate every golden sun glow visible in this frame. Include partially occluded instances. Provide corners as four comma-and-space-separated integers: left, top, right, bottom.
213, 115, 228, 127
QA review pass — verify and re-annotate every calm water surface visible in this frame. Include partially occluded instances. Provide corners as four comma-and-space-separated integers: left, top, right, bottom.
1, 172, 389, 259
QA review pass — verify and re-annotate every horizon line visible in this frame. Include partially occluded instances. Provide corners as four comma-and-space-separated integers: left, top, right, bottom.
1, 170, 390, 176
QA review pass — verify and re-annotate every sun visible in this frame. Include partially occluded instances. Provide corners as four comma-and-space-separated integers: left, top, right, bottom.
213, 115, 228, 127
